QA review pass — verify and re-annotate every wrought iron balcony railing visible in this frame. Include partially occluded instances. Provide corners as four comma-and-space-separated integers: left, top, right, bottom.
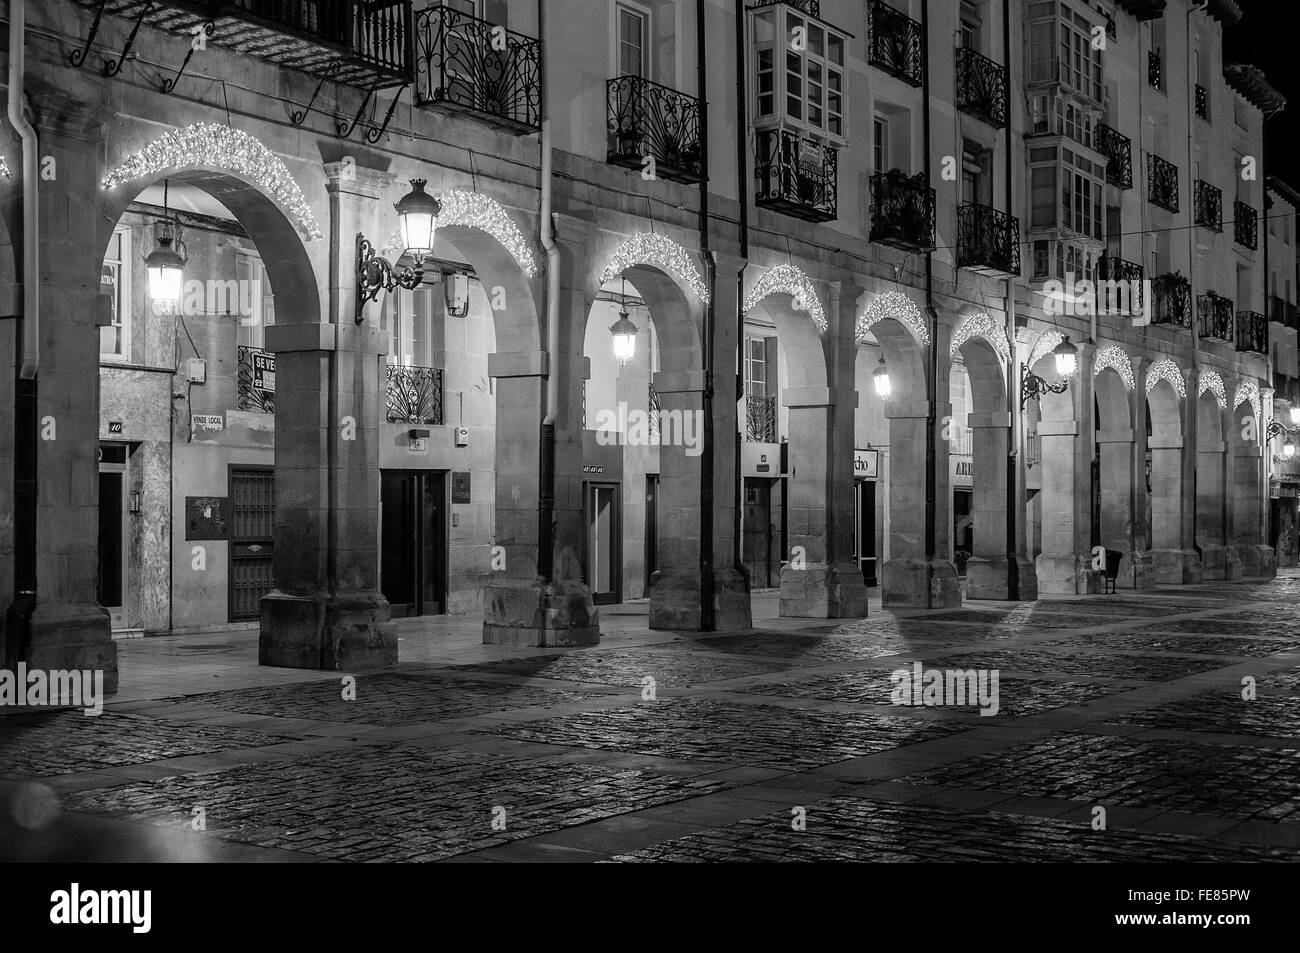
747, 0, 819, 13
869, 170, 935, 252
866, 0, 923, 87
1194, 180, 1223, 231
1270, 296, 1300, 330
1148, 50, 1162, 89
1195, 83, 1209, 119
414, 4, 541, 132
1096, 123, 1132, 190
1197, 291, 1235, 342
746, 394, 778, 443
71, 0, 412, 88
1148, 154, 1179, 213
957, 202, 1020, 276
755, 128, 838, 222
236, 345, 275, 414
649, 384, 660, 441
956, 46, 1007, 128
386, 364, 444, 424
1097, 254, 1144, 314
1151, 272, 1192, 328
607, 75, 703, 184
1236, 310, 1268, 354
1234, 201, 1259, 250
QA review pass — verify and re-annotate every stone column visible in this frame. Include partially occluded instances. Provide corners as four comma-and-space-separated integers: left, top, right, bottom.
483, 214, 596, 645
1231, 443, 1268, 576
1196, 433, 1229, 580
965, 412, 1035, 599
260, 164, 394, 669
1097, 429, 1153, 588
5, 94, 117, 689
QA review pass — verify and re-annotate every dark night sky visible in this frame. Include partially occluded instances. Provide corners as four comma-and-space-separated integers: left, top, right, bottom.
1222, 1, 1299, 186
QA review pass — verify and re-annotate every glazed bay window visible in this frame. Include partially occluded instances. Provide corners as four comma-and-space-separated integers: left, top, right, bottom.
1062, 159, 1104, 241
99, 225, 131, 362
1059, 8, 1104, 102
751, 3, 846, 140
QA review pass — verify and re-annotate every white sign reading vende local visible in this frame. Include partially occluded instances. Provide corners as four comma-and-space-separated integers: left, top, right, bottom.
191, 414, 224, 432
854, 449, 879, 479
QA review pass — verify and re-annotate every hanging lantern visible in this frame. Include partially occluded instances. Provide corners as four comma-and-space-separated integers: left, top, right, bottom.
444, 271, 470, 318
1285, 437, 1296, 459
609, 307, 639, 366
1289, 404, 1300, 427
395, 178, 442, 258
1053, 335, 1079, 378
144, 180, 186, 310
873, 355, 891, 399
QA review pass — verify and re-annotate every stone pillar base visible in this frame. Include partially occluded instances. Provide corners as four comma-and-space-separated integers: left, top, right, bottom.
1119, 549, 1157, 590
1238, 544, 1276, 578
1035, 554, 1095, 595
779, 562, 868, 618
16, 602, 119, 695
1224, 546, 1244, 580
648, 567, 751, 631
882, 558, 961, 609
1198, 544, 1228, 581
482, 576, 599, 647
965, 556, 1037, 601
260, 590, 397, 670
1151, 549, 1203, 585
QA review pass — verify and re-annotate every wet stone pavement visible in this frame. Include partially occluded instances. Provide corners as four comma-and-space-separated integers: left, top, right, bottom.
2, 576, 1300, 863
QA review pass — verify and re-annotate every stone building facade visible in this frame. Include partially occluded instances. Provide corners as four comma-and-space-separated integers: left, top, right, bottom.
0, 0, 1288, 684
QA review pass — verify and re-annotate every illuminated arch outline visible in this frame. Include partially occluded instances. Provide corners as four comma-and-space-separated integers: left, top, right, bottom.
1233, 379, 1262, 422
1198, 369, 1227, 410
102, 122, 322, 241
744, 263, 826, 332
1092, 345, 1135, 391
950, 313, 1010, 364
384, 189, 538, 277
1145, 359, 1187, 398
856, 290, 927, 344
1027, 329, 1064, 370
600, 233, 709, 303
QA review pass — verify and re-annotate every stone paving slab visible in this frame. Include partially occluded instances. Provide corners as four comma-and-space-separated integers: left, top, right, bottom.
1046, 631, 1300, 657
1106, 692, 1300, 739
450, 649, 793, 687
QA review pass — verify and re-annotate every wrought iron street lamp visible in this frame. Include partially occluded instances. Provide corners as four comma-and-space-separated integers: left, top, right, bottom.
144, 179, 187, 311
873, 355, 891, 400
1266, 419, 1298, 460
355, 179, 439, 323
1020, 336, 1078, 408
609, 278, 638, 366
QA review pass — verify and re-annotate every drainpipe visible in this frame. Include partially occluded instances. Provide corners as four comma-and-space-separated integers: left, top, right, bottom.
1002, 0, 1018, 598
696, 0, 716, 629
6, 0, 38, 667
732, 0, 749, 587
922, 0, 937, 579
536, 0, 558, 587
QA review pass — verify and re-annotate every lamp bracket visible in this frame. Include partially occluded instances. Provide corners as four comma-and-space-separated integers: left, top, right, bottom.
355, 232, 422, 324
1019, 363, 1069, 410
161, 20, 215, 93
104, 1, 154, 78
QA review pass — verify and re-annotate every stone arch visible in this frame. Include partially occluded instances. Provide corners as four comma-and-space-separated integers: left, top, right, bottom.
1144, 359, 1195, 582
1196, 369, 1230, 577
856, 290, 928, 408
1145, 359, 1186, 438
950, 312, 1009, 412
1091, 345, 1141, 586
744, 263, 828, 390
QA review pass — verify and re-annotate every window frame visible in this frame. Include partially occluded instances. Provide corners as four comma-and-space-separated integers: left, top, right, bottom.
613, 0, 652, 81
99, 225, 132, 363
236, 251, 275, 351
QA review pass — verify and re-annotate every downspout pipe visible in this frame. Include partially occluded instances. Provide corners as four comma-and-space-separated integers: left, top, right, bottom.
696, 0, 716, 630
537, 0, 558, 587
922, 0, 937, 573
1002, 0, 1018, 598
733, 0, 749, 587
6, 0, 38, 668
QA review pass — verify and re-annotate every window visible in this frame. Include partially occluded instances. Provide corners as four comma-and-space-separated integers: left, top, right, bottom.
745, 337, 767, 397
753, 10, 844, 139
873, 115, 890, 172
1059, 12, 1103, 102
1031, 93, 1051, 134
384, 286, 435, 368
1061, 150, 1104, 239
962, 141, 992, 206
99, 226, 131, 361
960, 0, 982, 51
1028, 20, 1054, 84
616, 3, 648, 79
236, 253, 275, 349
1031, 166, 1056, 227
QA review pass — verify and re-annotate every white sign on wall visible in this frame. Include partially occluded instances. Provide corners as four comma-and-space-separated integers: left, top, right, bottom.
854, 449, 879, 479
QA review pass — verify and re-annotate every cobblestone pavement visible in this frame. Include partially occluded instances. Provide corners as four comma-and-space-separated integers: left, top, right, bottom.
2, 577, 1300, 863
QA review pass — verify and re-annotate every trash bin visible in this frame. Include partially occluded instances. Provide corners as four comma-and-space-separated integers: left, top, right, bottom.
1103, 549, 1124, 594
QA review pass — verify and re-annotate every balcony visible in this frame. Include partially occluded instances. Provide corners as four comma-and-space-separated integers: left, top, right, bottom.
386, 365, 444, 424
1116, 0, 1168, 18
649, 384, 660, 441
1096, 123, 1133, 190
607, 76, 703, 184
236, 346, 275, 414
1234, 201, 1259, 250
1270, 296, 1300, 331
1147, 155, 1179, 213
869, 170, 935, 252
1151, 272, 1192, 328
866, 0, 923, 87
747, 0, 820, 13
414, 4, 541, 132
958, 202, 1020, 277
746, 394, 777, 443
956, 47, 1007, 128
755, 129, 838, 222
1236, 311, 1268, 355
70, 1, 412, 88
1148, 50, 1162, 90
1097, 254, 1144, 315
1195, 83, 1209, 120
1198, 291, 1235, 342
1194, 180, 1223, 231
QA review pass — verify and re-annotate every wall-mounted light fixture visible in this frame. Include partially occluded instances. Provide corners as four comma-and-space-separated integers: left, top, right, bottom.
355, 179, 440, 323
1020, 336, 1079, 409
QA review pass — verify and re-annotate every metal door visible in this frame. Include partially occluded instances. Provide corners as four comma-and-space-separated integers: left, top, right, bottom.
229, 466, 275, 621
